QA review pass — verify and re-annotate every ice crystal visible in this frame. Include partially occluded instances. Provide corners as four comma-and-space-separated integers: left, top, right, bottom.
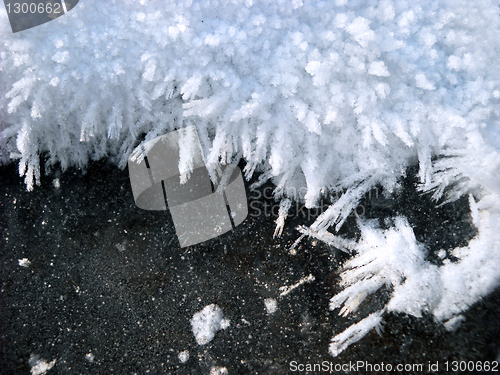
1, 0, 499, 357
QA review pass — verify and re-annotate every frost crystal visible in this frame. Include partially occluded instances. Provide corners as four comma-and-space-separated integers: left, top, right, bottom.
1, 0, 500, 359
29, 355, 56, 375
264, 298, 278, 315
209, 367, 229, 375
18, 258, 31, 267
328, 197, 500, 356
191, 304, 230, 345
330, 310, 384, 357
178, 350, 189, 363
1, 0, 499, 201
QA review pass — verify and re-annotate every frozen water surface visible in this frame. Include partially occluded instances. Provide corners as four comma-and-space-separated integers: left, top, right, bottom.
1, 161, 499, 373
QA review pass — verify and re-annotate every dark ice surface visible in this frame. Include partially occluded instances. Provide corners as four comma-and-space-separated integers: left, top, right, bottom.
1, 160, 499, 374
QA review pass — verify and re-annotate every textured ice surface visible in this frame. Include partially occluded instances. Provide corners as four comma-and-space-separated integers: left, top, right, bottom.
328, 190, 500, 356
1, 0, 499, 359
209, 366, 229, 375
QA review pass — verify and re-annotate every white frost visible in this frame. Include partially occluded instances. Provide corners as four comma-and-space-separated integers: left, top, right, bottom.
18, 258, 31, 267
329, 310, 384, 357
191, 304, 230, 345
415, 73, 435, 90
279, 274, 315, 297
209, 367, 229, 375
178, 350, 189, 363
368, 61, 390, 77
1, 0, 500, 359
328, 198, 500, 354
264, 298, 277, 315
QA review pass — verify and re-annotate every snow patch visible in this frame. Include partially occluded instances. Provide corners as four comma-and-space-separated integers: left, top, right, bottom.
210, 367, 229, 375
178, 350, 189, 363
264, 298, 277, 315
29, 355, 56, 375
18, 258, 31, 267
191, 304, 230, 345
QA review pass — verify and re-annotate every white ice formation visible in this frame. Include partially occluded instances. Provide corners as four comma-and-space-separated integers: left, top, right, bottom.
191, 304, 230, 345
1, 0, 499, 357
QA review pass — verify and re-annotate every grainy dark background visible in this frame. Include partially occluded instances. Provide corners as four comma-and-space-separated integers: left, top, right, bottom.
1, 160, 499, 374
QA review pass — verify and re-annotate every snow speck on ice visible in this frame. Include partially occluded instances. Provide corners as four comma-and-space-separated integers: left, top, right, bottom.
178, 350, 189, 363
29, 355, 56, 375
